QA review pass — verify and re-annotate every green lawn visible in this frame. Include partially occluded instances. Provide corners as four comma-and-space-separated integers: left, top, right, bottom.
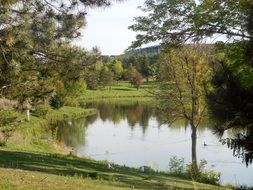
76, 81, 157, 102
0, 150, 231, 190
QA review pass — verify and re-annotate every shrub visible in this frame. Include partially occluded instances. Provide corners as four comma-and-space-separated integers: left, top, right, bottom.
186, 159, 221, 185
167, 156, 221, 185
50, 80, 66, 109
65, 79, 87, 96
64, 97, 80, 107
33, 103, 51, 117
168, 156, 185, 175
50, 94, 65, 109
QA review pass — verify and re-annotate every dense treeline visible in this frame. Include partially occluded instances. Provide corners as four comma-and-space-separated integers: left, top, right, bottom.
86, 53, 159, 90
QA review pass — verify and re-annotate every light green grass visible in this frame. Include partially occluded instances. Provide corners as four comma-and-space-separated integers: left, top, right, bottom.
0, 150, 232, 190
77, 81, 156, 102
1, 107, 97, 153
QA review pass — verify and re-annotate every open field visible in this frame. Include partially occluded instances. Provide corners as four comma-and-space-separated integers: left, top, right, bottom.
76, 81, 157, 102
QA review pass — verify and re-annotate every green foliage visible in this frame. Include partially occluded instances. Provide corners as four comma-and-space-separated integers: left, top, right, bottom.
129, 0, 253, 48
33, 103, 52, 117
64, 97, 80, 107
168, 156, 185, 175
50, 81, 66, 109
197, 170, 221, 186
168, 156, 221, 185
207, 42, 253, 131
50, 94, 65, 109
84, 69, 100, 90
100, 67, 114, 88
157, 45, 213, 127
0, 110, 26, 146
0, 0, 118, 113
65, 79, 87, 96
112, 60, 124, 80
0, 110, 24, 127
185, 160, 221, 185
128, 66, 144, 89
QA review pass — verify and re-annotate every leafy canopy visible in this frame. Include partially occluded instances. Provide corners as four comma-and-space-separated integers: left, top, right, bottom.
129, 0, 253, 48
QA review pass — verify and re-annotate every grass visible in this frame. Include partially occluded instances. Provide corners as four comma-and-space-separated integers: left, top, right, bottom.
0, 150, 232, 190
76, 81, 157, 102
1, 107, 97, 153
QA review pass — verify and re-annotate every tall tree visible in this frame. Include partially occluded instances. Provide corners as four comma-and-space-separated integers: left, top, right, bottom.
157, 44, 213, 172
112, 60, 124, 80
0, 0, 122, 106
137, 53, 151, 82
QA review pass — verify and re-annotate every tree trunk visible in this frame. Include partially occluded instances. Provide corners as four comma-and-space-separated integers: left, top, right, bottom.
191, 124, 198, 173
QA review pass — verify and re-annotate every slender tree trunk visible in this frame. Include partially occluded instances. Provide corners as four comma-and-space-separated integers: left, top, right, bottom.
191, 124, 198, 173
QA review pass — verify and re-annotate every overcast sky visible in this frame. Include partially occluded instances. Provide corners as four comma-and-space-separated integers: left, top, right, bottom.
74, 0, 146, 55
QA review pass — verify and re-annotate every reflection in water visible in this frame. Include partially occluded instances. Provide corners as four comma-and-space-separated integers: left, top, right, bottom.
53, 102, 253, 185
52, 117, 89, 147
86, 102, 154, 134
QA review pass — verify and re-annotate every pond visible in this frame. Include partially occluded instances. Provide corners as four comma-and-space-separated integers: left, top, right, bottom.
53, 101, 253, 186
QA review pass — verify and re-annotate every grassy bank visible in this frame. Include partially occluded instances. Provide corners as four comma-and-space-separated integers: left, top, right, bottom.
0, 150, 231, 190
1, 106, 96, 153
76, 81, 156, 102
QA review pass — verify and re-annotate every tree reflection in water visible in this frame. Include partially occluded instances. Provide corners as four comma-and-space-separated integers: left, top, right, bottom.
52, 117, 89, 147
86, 102, 154, 135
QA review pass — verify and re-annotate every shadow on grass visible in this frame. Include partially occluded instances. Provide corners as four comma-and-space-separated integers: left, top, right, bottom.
111, 87, 136, 91
0, 150, 174, 190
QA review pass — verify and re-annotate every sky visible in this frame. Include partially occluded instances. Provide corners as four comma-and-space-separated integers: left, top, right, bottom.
74, 0, 146, 55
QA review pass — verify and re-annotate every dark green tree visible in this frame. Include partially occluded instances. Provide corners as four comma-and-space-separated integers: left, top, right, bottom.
0, 0, 122, 107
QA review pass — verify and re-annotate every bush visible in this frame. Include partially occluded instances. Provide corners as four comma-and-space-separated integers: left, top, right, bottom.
168, 156, 185, 175
65, 80, 87, 96
33, 104, 51, 117
197, 170, 221, 185
50, 94, 65, 109
167, 156, 221, 185
50, 80, 66, 109
64, 97, 80, 107
186, 159, 221, 185
84, 70, 100, 90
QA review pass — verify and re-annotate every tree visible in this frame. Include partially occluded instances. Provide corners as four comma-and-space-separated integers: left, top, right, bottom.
157, 44, 213, 173
128, 66, 144, 90
0, 0, 122, 106
112, 60, 124, 80
137, 54, 151, 82
129, 0, 253, 48
100, 67, 114, 88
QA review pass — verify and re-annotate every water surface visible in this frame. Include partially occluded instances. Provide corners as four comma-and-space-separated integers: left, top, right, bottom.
54, 102, 253, 185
